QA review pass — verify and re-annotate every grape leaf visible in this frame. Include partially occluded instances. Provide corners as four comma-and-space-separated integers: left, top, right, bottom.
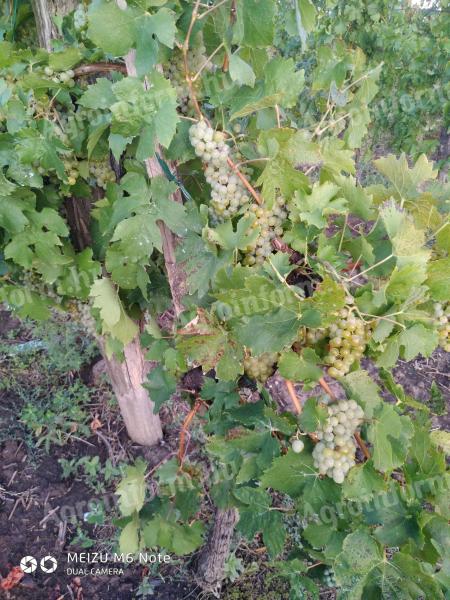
399, 324, 438, 361
234, 308, 301, 355
385, 264, 427, 303
307, 276, 346, 326
206, 215, 260, 251
178, 232, 228, 298
144, 364, 177, 412
430, 430, 450, 455
230, 58, 304, 119
0, 193, 32, 233
48, 48, 82, 71
427, 258, 450, 302
78, 78, 116, 110
214, 273, 301, 318
229, 54, 256, 87
90, 277, 138, 346
278, 349, 323, 386
293, 182, 347, 228
116, 459, 147, 516
260, 450, 315, 496
234, 487, 286, 557
367, 403, 414, 472
119, 519, 140, 554
342, 461, 387, 501
297, 396, 328, 432
374, 153, 437, 198
334, 529, 392, 597
87, 2, 136, 56
238, 0, 275, 47
0, 284, 52, 320
364, 494, 422, 546
334, 174, 374, 220
139, 8, 177, 49
391, 552, 444, 599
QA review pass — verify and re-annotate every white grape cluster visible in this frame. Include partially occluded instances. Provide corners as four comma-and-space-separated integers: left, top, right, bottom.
323, 567, 336, 588
242, 198, 288, 265
166, 44, 209, 115
44, 66, 75, 87
243, 351, 279, 382
325, 309, 371, 378
189, 120, 250, 221
64, 157, 80, 186
312, 399, 364, 484
89, 161, 116, 189
296, 328, 327, 349
434, 303, 450, 352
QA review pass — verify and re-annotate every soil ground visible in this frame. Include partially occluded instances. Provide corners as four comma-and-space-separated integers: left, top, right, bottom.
0, 309, 448, 600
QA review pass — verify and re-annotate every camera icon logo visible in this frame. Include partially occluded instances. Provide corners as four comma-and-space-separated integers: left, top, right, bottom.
40, 556, 58, 573
20, 556, 37, 574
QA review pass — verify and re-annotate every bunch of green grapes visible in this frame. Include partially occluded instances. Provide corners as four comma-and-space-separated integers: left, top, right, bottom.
189, 120, 250, 221
312, 399, 364, 484
325, 309, 371, 378
434, 303, 450, 352
323, 567, 336, 588
89, 161, 116, 189
44, 66, 75, 87
304, 328, 327, 345
27, 94, 51, 118
243, 351, 279, 382
62, 157, 80, 186
166, 42, 210, 115
242, 197, 288, 265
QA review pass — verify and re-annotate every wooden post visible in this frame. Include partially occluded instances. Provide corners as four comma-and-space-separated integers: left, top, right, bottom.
99, 337, 163, 447
195, 508, 239, 595
31, 0, 78, 50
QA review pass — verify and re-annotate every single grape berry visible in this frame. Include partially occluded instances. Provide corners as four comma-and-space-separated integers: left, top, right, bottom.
291, 439, 304, 453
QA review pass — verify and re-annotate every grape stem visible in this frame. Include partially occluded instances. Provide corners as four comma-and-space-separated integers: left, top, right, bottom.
284, 380, 319, 443
226, 156, 263, 205
354, 431, 370, 460
191, 43, 225, 82
344, 253, 394, 282
267, 257, 304, 301
182, 0, 204, 120
307, 561, 324, 571
285, 379, 302, 414
177, 397, 206, 468
319, 377, 336, 400
275, 104, 281, 128
197, 0, 231, 20
73, 63, 127, 77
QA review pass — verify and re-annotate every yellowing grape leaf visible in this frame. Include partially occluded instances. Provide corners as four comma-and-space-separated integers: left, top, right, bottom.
90, 277, 138, 346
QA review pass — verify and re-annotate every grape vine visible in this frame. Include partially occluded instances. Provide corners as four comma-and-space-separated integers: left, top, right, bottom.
0, 1, 448, 598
